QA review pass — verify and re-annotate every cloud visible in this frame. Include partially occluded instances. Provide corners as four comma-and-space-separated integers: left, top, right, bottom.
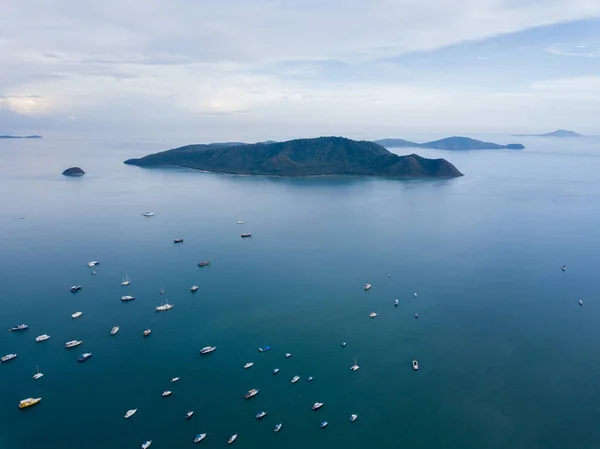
544, 42, 600, 58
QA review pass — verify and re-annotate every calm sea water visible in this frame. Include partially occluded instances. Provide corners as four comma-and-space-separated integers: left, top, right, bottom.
1, 135, 599, 449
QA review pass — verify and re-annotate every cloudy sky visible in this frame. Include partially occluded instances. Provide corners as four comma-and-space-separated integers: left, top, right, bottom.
1, 0, 599, 140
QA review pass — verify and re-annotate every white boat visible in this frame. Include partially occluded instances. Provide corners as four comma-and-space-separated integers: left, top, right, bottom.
33, 365, 44, 380
561, 265, 567, 271
414, 292, 418, 297
194, 433, 207, 443
364, 283, 372, 291
125, 409, 138, 419
35, 334, 50, 342
65, 340, 82, 348
121, 273, 131, 286
141, 440, 152, 449
244, 362, 254, 369
579, 300, 583, 305
185, 410, 195, 420
159, 287, 164, 294
143, 329, 152, 336
111, 326, 119, 335
162, 390, 173, 397
395, 299, 399, 307
156, 300, 174, 311
237, 219, 244, 224
312, 402, 323, 410
350, 358, 359, 371
71, 311, 83, 319
200, 346, 216, 354
87, 261, 99, 267
413, 360, 419, 370
285, 353, 292, 358
349, 414, 358, 422
171, 377, 180, 383
1, 353, 17, 363
91, 270, 96, 275
369, 312, 377, 318
141, 212, 155, 217
291, 375, 300, 383
121, 295, 135, 301
227, 434, 237, 444
274, 423, 282, 432
190, 285, 199, 292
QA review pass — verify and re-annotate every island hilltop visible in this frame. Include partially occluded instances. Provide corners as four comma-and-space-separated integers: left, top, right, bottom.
125, 137, 463, 178
513, 129, 582, 137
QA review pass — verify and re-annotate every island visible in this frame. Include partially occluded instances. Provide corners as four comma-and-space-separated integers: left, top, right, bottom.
62, 167, 86, 177
512, 129, 582, 137
124, 136, 463, 178
0, 135, 42, 139
374, 136, 525, 150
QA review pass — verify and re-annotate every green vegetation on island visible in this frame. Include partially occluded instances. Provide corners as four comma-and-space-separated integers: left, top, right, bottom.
374, 136, 525, 150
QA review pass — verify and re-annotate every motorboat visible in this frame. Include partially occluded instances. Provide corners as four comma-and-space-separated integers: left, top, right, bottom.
272, 368, 280, 375
111, 326, 119, 335
258, 346, 271, 352
185, 410, 195, 420
91, 270, 96, 275
10, 324, 28, 331
156, 300, 174, 311
561, 265, 567, 271
72, 312, 83, 319
244, 362, 254, 369
364, 284, 371, 291
1, 353, 17, 363
320, 421, 328, 429
190, 285, 199, 292
350, 358, 359, 371
244, 389, 259, 399
237, 219, 244, 224
291, 375, 300, 383
200, 346, 216, 354
87, 261, 99, 267
121, 295, 135, 301
33, 365, 43, 380
579, 300, 583, 305
159, 287, 164, 294
141, 212, 155, 217
18, 397, 41, 409
141, 440, 152, 449
256, 411, 268, 420
341, 342, 347, 347
312, 402, 323, 410
143, 329, 152, 337
78, 352, 92, 362
307, 376, 314, 382
395, 299, 399, 307
241, 233, 252, 238
162, 390, 173, 397
65, 340, 82, 348
414, 292, 418, 297
70, 285, 82, 293
349, 414, 358, 422
285, 353, 292, 358
194, 433, 206, 443
415, 314, 419, 319
121, 273, 131, 286
198, 261, 210, 267
174, 238, 184, 243
227, 434, 238, 444
369, 312, 377, 318
274, 423, 282, 432
124, 409, 138, 419
413, 360, 419, 370
171, 377, 180, 383
35, 334, 51, 342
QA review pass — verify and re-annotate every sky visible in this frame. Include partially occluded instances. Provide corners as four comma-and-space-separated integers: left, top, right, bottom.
1, 0, 600, 141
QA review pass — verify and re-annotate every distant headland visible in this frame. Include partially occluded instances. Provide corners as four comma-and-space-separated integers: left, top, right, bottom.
0, 135, 42, 139
125, 136, 463, 178
374, 136, 525, 150
62, 167, 85, 177
512, 129, 582, 138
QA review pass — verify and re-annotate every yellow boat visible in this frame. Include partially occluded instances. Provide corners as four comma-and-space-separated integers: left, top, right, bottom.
19, 397, 41, 409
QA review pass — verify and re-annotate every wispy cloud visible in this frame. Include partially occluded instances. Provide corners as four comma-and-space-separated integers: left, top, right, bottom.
545, 42, 600, 58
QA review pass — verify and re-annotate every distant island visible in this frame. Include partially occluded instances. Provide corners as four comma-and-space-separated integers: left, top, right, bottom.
512, 129, 582, 138
0, 135, 42, 139
374, 136, 524, 150
62, 167, 85, 177
125, 137, 463, 178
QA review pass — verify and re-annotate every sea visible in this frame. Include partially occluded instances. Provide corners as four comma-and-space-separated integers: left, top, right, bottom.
1, 135, 599, 449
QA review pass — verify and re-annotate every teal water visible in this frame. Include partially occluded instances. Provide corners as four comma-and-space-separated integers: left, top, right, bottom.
1, 136, 600, 449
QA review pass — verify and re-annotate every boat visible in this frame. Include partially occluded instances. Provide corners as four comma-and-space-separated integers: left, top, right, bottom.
579, 300, 583, 305
341, 342, 347, 347
200, 346, 216, 354
184, 410, 195, 420
10, 324, 28, 331
91, 271, 96, 275
121, 273, 131, 286
395, 299, 399, 307
272, 368, 280, 375
307, 376, 314, 382
1, 353, 17, 363
162, 390, 173, 397
414, 292, 418, 297
291, 375, 300, 383
244, 389, 259, 399
156, 300, 174, 311
285, 353, 292, 358
78, 353, 92, 362
71, 311, 83, 319
364, 284, 371, 291
143, 329, 152, 337
87, 261, 99, 267
194, 433, 207, 443
561, 265, 567, 271
174, 238, 184, 243
111, 326, 119, 335
198, 261, 210, 267
33, 365, 43, 380
258, 345, 271, 352
159, 287, 164, 294
35, 334, 50, 342
227, 434, 238, 444
350, 358, 359, 371
65, 340, 82, 348
415, 314, 419, 319
349, 414, 358, 422
124, 409, 138, 419
274, 423, 282, 432
241, 233, 252, 238
413, 360, 419, 370
312, 402, 323, 410
369, 312, 377, 318
244, 362, 254, 369
141, 440, 152, 449
141, 212, 155, 217
237, 219, 244, 224
121, 295, 135, 301
190, 285, 199, 292
256, 411, 268, 420
70, 285, 82, 293
320, 421, 328, 429
171, 377, 180, 383
18, 397, 41, 409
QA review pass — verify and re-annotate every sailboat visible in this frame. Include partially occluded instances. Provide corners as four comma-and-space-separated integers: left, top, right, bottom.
121, 274, 131, 286
33, 365, 43, 380
159, 287, 164, 294
350, 358, 359, 371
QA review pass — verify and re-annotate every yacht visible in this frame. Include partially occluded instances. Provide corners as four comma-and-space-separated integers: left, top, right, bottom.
78, 353, 92, 362
307, 376, 314, 382
241, 233, 252, 238
256, 411, 268, 420
111, 326, 119, 335
349, 414, 358, 422
124, 409, 138, 419
87, 261, 99, 267
369, 312, 377, 318
350, 358, 359, 371
18, 397, 41, 409
413, 360, 419, 370
341, 342, 347, 347
190, 285, 199, 292
72, 312, 83, 319
364, 284, 371, 291
159, 287, 164, 294
579, 300, 583, 305
272, 368, 280, 375
414, 292, 418, 297
415, 313, 419, 319
198, 261, 210, 267
156, 300, 174, 311
35, 334, 50, 342
70, 285, 82, 293
121, 295, 135, 301
1, 353, 17, 363
320, 421, 328, 429
194, 433, 206, 443
10, 324, 28, 331
237, 219, 244, 224
143, 329, 152, 337
200, 346, 216, 354
65, 340, 82, 348
171, 377, 180, 383
274, 423, 282, 432
312, 402, 323, 410
121, 274, 131, 286
395, 299, 399, 307
161, 390, 173, 397
141, 212, 155, 217
285, 353, 292, 358
244, 389, 259, 399
561, 265, 567, 271
33, 365, 43, 380
244, 362, 254, 369
258, 345, 271, 352
291, 375, 300, 383
141, 440, 152, 449
184, 410, 195, 420
227, 434, 238, 444
174, 238, 184, 243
